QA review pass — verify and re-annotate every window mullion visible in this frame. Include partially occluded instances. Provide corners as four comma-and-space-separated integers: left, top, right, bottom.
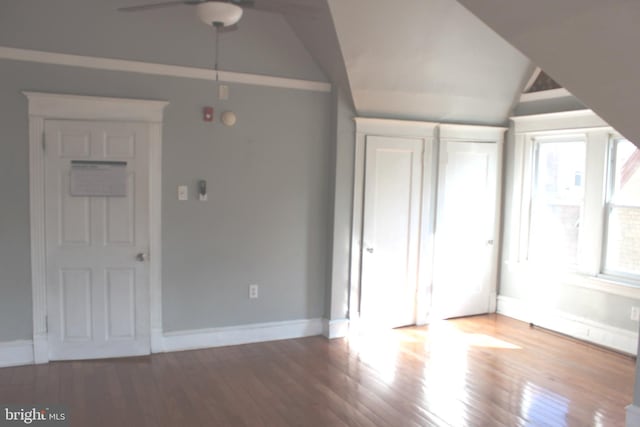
579, 131, 608, 275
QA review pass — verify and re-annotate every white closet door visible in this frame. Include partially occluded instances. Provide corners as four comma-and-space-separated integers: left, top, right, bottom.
432, 141, 498, 319
360, 135, 423, 329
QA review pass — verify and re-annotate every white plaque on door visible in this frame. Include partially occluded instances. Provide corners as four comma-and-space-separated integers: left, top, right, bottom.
70, 161, 127, 197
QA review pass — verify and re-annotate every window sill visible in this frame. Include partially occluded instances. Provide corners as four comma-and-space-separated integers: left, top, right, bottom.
505, 260, 640, 299
555, 271, 640, 299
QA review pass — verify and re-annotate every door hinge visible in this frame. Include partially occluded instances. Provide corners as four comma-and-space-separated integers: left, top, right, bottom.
41, 134, 45, 152
45, 315, 48, 333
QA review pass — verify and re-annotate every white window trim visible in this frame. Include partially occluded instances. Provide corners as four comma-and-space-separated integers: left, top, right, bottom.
600, 136, 640, 280
509, 110, 640, 299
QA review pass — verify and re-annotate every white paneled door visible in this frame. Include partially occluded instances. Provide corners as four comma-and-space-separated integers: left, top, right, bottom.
44, 120, 150, 360
360, 136, 423, 329
432, 141, 499, 319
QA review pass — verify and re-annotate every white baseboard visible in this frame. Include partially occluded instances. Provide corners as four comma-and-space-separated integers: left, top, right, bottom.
626, 404, 640, 427
0, 340, 34, 368
496, 295, 531, 323
497, 295, 639, 355
32, 334, 48, 364
322, 318, 349, 339
150, 328, 165, 354
162, 318, 323, 353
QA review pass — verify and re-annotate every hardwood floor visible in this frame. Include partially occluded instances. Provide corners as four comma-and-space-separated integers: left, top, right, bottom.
0, 315, 634, 426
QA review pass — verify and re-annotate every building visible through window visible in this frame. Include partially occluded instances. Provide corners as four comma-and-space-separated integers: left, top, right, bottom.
604, 139, 640, 277
528, 140, 585, 265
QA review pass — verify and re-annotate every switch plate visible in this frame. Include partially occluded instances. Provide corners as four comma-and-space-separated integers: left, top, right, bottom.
178, 185, 188, 201
218, 85, 229, 100
249, 284, 258, 299
631, 306, 640, 322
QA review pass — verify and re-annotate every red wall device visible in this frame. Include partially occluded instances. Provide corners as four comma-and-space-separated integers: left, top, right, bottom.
203, 106, 214, 122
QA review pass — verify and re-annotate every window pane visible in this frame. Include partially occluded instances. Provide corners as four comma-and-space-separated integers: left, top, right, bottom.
604, 139, 640, 275
528, 141, 585, 265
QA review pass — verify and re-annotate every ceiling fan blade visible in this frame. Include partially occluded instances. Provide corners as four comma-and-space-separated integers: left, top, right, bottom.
118, 1, 192, 12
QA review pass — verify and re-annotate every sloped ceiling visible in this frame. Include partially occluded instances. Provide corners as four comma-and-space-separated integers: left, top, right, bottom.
457, 0, 640, 143
282, 0, 353, 107
0, 0, 327, 81
2, 0, 536, 126
322, 0, 532, 125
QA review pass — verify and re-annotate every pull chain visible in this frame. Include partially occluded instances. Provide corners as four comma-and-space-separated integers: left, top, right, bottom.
214, 23, 221, 82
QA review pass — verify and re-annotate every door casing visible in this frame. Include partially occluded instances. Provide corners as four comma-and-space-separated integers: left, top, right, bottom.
350, 119, 505, 329
360, 135, 424, 328
431, 138, 501, 319
351, 118, 438, 329
25, 92, 168, 363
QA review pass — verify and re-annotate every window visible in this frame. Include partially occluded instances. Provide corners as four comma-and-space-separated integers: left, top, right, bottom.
528, 139, 586, 265
511, 111, 640, 288
510, 110, 640, 294
603, 138, 640, 277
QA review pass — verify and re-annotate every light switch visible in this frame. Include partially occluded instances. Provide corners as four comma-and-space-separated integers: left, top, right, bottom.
178, 185, 188, 201
218, 85, 229, 100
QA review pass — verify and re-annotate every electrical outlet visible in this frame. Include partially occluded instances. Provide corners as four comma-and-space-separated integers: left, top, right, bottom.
631, 306, 640, 322
249, 284, 258, 299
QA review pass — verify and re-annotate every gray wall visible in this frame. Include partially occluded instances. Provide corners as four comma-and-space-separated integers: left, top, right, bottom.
511, 95, 586, 117
500, 96, 640, 333
0, 0, 332, 341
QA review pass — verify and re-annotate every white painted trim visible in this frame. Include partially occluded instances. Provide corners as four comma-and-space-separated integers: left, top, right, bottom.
162, 318, 323, 352
354, 117, 438, 137
495, 295, 531, 324
505, 263, 640, 300
510, 109, 609, 134
497, 295, 639, 355
322, 318, 349, 339
350, 118, 437, 326
522, 67, 541, 93
439, 123, 507, 141
433, 134, 504, 319
25, 92, 167, 363
436, 129, 505, 312
507, 114, 615, 270
148, 123, 164, 354
350, 119, 505, 325
0, 340, 35, 368
416, 132, 439, 325
27, 114, 47, 364
519, 88, 572, 103
1, 46, 331, 93
626, 404, 640, 427
32, 334, 48, 365
23, 92, 168, 122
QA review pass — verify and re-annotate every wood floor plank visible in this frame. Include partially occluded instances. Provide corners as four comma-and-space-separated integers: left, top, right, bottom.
0, 314, 633, 426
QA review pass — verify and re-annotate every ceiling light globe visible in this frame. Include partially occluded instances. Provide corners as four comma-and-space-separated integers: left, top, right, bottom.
196, 2, 243, 27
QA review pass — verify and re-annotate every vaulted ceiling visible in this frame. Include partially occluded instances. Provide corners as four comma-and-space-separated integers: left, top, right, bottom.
456, 0, 640, 143
19, 0, 633, 130
286, 0, 533, 125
